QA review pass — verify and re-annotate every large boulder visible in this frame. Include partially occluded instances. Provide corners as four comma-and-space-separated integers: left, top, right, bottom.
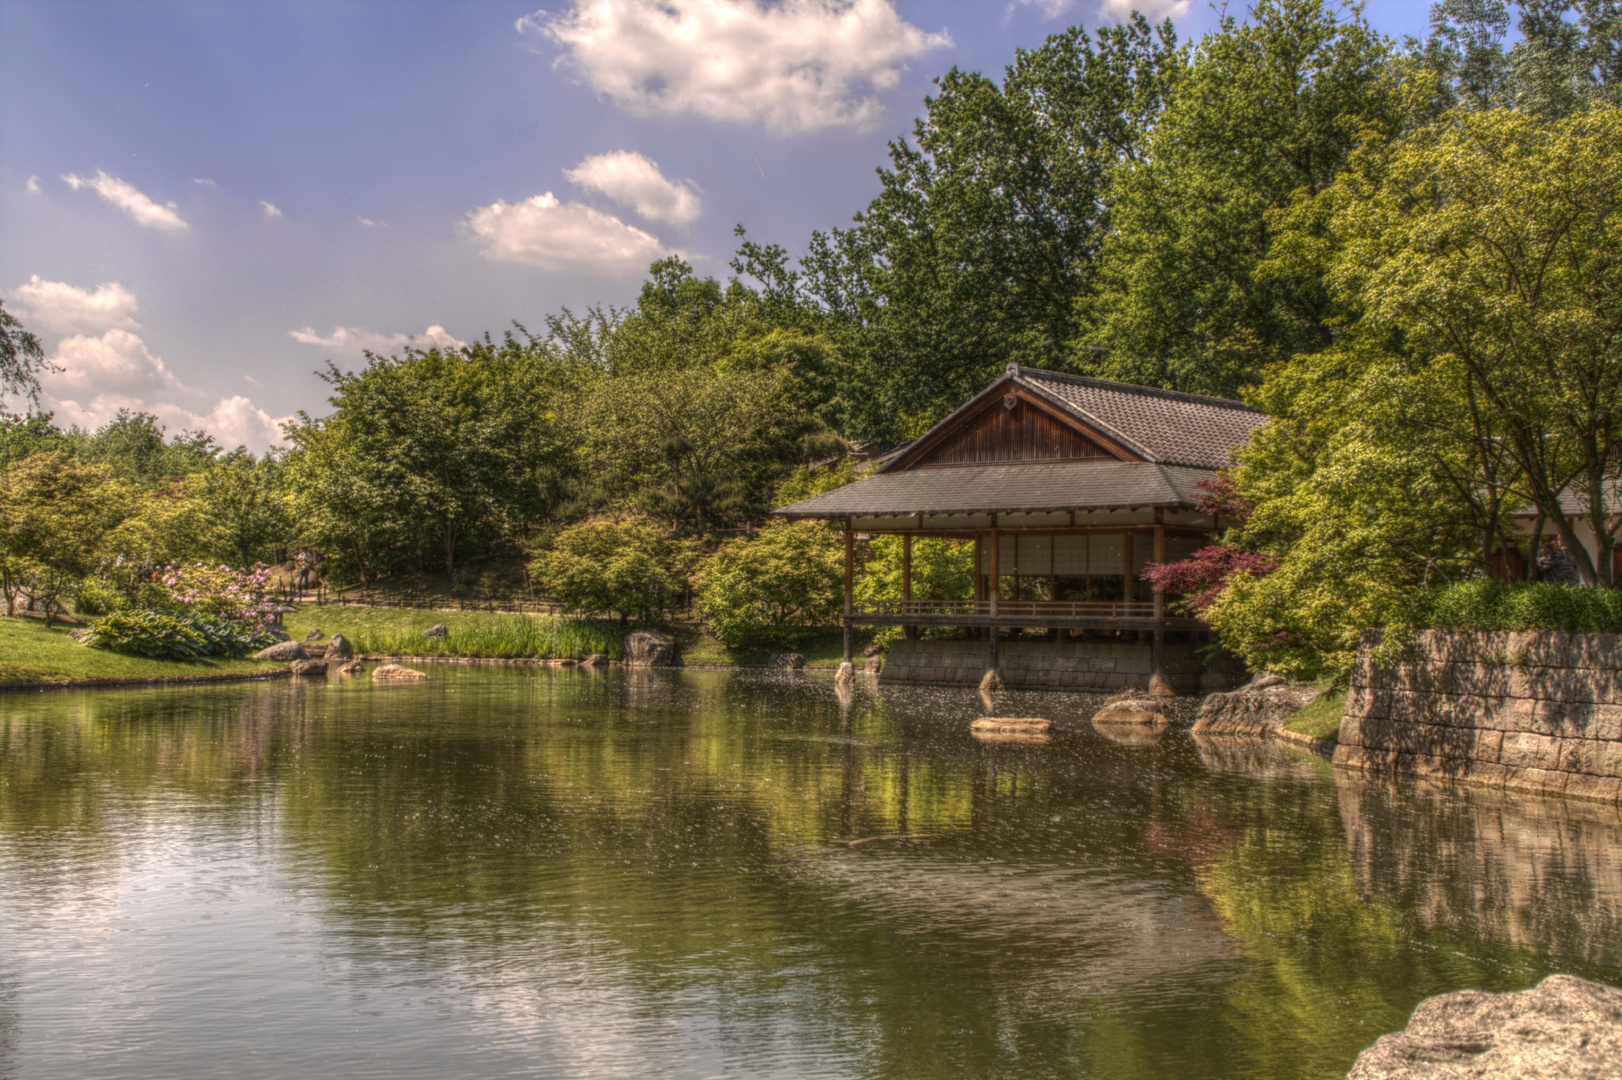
323, 633, 353, 660
289, 659, 328, 676
1347, 975, 1622, 1079
623, 630, 674, 667
373, 664, 427, 681
1193, 678, 1321, 736
423, 623, 448, 640
1093, 687, 1169, 727
254, 640, 308, 662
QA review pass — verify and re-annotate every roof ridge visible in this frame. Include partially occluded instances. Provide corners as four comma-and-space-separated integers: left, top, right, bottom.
1010, 364, 1262, 413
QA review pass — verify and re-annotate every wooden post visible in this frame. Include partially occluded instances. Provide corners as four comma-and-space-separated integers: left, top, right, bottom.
901, 533, 914, 640
1152, 521, 1165, 675
843, 522, 854, 663
989, 528, 1000, 619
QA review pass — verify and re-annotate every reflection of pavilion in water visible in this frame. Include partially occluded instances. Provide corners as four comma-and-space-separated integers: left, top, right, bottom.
1338, 772, 1622, 970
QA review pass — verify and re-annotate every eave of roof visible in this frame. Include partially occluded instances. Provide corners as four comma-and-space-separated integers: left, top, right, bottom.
774, 460, 1215, 518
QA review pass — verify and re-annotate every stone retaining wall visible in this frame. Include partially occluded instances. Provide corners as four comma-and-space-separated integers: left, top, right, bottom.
1334, 629, 1622, 804
879, 638, 1244, 693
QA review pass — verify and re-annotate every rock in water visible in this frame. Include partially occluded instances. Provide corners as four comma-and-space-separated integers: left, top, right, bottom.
971, 718, 1051, 734
1193, 681, 1322, 736
373, 664, 427, 681
423, 623, 448, 640
769, 653, 805, 670
864, 656, 883, 674
581, 653, 609, 667
323, 633, 353, 660
834, 661, 855, 686
289, 659, 328, 676
1346, 975, 1622, 1079
1093, 687, 1168, 726
623, 630, 674, 667
978, 668, 1004, 691
254, 641, 308, 662
862, 641, 885, 658
337, 660, 365, 675
1148, 673, 1176, 698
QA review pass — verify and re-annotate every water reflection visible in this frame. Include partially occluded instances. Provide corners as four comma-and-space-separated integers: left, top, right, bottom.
0, 669, 1618, 1080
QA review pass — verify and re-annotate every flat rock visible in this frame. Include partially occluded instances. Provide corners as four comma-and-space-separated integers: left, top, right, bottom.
1347, 974, 1622, 1079
971, 717, 1052, 734
254, 641, 308, 662
1095, 687, 1168, 726
337, 660, 365, 675
1194, 683, 1321, 735
289, 659, 328, 676
372, 663, 427, 681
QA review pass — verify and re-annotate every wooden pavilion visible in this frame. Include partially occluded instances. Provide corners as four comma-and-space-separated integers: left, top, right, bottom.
773, 364, 1267, 690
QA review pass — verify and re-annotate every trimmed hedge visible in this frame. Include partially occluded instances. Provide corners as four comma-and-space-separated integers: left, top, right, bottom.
1399, 579, 1622, 634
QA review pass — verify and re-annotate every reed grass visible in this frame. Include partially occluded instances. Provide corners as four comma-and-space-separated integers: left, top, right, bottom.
283, 607, 622, 659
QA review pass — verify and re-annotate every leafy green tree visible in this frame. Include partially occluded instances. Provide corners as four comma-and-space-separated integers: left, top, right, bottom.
1421, 0, 1620, 118
1076, 0, 1403, 398
854, 536, 976, 644
0, 300, 52, 407
801, 15, 1183, 442
74, 410, 222, 487
196, 456, 292, 568
695, 521, 844, 647
0, 452, 133, 625
531, 515, 692, 626
281, 417, 406, 585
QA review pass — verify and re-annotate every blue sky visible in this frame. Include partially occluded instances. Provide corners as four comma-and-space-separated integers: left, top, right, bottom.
0, 0, 1433, 451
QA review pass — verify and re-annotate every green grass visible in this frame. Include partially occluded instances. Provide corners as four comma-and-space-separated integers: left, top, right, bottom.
0, 616, 279, 685
283, 605, 622, 660
1283, 689, 1345, 742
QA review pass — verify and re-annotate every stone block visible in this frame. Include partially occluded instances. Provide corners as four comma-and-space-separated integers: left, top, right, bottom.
1480, 696, 1541, 732
1462, 761, 1513, 787
1558, 738, 1622, 778
1537, 701, 1622, 741
1333, 744, 1370, 771
1338, 710, 1364, 748
1469, 729, 1504, 763
1503, 767, 1568, 797
1359, 715, 1395, 750
1499, 731, 1564, 771
1524, 667, 1604, 705
1562, 774, 1622, 804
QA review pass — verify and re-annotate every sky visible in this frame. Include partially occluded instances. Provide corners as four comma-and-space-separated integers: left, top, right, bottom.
0, 0, 1435, 452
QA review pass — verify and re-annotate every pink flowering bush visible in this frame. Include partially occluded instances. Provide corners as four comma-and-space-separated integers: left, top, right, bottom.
83, 562, 280, 660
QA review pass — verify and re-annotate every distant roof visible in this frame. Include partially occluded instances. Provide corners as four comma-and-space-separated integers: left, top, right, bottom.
775, 460, 1214, 518
1009, 367, 1264, 471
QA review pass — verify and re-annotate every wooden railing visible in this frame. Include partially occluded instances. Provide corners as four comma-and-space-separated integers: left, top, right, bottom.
854, 599, 1163, 621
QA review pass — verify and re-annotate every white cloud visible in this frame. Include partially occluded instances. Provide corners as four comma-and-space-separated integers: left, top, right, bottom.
25, 175, 41, 194
358, 216, 382, 227
192, 177, 218, 188
2, 279, 288, 451
465, 192, 668, 274
9, 276, 140, 337
289, 324, 468, 356
523, 0, 951, 133
61, 170, 188, 231
260, 200, 283, 218
565, 151, 702, 227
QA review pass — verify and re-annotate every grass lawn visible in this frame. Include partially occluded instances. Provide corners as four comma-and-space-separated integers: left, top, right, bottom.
1284, 688, 1345, 742
282, 605, 622, 660
0, 615, 280, 686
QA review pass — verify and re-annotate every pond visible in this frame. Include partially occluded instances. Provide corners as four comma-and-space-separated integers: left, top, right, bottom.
2, 667, 1619, 1079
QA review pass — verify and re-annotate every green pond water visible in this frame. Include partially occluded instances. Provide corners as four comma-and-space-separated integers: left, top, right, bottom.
2, 666, 1620, 1079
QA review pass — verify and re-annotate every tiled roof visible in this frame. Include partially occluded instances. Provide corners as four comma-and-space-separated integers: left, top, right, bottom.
1014, 367, 1264, 470
775, 460, 1214, 518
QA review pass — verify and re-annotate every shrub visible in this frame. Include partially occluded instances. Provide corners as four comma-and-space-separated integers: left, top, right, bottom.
1398, 580, 1622, 634
83, 610, 269, 660
695, 520, 842, 647
854, 536, 975, 645
531, 516, 692, 625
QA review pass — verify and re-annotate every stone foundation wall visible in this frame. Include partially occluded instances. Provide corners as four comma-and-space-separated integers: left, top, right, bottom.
878, 638, 1244, 693
1334, 629, 1622, 804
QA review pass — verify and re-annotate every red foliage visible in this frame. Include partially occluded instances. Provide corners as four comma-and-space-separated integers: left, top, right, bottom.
1193, 476, 1251, 522
1139, 544, 1278, 611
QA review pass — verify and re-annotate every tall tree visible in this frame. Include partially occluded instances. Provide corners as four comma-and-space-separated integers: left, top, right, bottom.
0, 300, 52, 407
800, 15, 1183, 443
1076, 0, 1403, 398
